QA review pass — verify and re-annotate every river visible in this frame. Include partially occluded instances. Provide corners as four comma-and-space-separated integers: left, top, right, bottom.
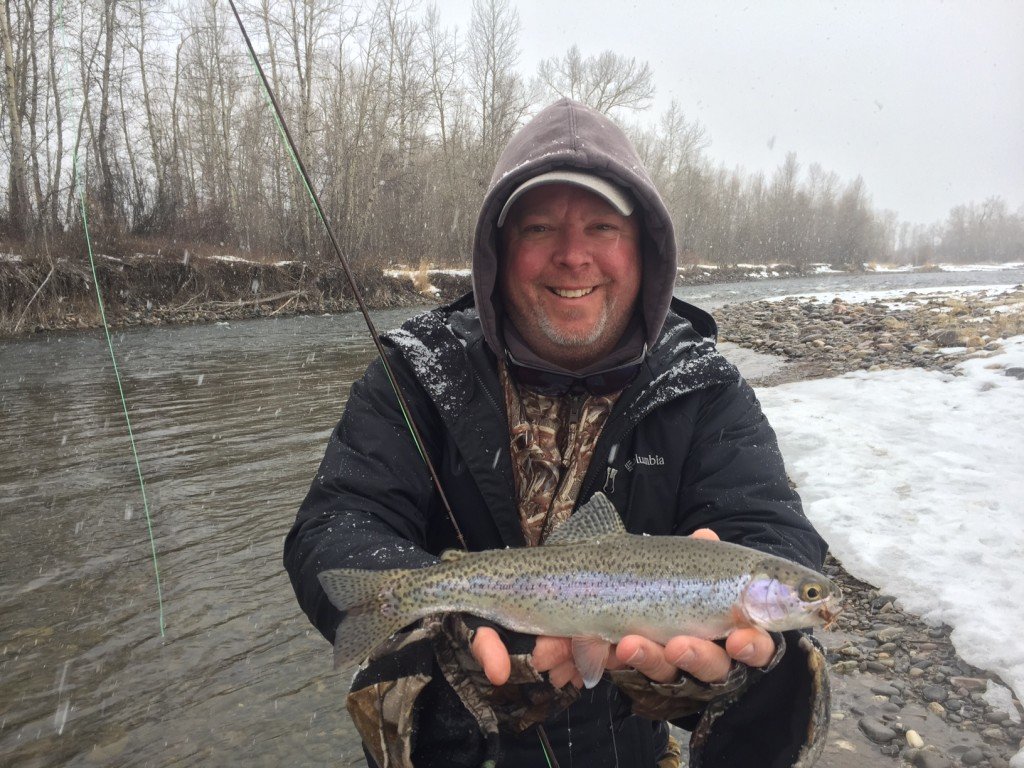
2, 267, 1022, 766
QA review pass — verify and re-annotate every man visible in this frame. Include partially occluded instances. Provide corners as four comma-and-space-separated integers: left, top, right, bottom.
285, 99, 830, 767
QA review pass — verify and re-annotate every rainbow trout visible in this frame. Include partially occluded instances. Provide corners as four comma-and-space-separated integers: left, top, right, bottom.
319, 492, 840, 687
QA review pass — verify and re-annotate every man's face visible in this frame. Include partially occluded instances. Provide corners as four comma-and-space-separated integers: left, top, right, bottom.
499, 183, 642, 371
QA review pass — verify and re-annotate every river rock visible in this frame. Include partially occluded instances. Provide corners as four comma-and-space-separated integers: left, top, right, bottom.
859, 716, 899, 743
912, 750, 953, 768
714, 286, 1024, 383
875, 625, 905, 642
960, 747, 985, 765
950, 676, 987, 692
905, 729, 924, 748
921, 684, 949, 702
871, 683, 902, 696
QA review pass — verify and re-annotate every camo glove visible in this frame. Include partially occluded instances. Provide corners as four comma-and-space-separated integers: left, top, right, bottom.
688, 633, 831, 768
345, 621, 438, 768
435, 614, 579, 734
608, 631, 785, 721
345, 614, 579, 768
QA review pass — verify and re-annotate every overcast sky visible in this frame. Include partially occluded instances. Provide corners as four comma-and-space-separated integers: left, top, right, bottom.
444, 0, 1024, 227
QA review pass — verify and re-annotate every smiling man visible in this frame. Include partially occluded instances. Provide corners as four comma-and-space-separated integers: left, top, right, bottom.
285, 100, 831, 767
498, 175, 642, 368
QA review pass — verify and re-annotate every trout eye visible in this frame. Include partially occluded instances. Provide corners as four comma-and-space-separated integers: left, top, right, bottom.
800, 582, 824, 602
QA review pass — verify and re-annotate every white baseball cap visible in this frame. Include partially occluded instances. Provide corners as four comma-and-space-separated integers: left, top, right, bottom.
496, 170, 636, 227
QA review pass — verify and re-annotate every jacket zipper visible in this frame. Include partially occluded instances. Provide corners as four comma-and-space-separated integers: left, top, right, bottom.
603, 467, 617, 494
472, 368, 506, 429
603, 443, 620, 493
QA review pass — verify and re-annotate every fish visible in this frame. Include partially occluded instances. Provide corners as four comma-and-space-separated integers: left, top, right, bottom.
318, 492, 841, 688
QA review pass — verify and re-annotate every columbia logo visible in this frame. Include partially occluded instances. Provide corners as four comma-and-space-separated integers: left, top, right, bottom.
633, 454, 665, 467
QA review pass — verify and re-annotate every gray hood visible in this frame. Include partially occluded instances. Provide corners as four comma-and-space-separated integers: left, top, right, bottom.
472, 98, 678, 363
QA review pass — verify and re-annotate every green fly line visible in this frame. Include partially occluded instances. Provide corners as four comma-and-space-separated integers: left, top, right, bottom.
54, 0, 166, 636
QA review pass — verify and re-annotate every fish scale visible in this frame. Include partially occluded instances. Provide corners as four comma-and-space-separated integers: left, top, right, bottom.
318, 492, 840, 687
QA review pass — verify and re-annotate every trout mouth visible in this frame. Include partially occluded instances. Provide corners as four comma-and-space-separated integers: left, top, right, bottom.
817, 602, 841, 630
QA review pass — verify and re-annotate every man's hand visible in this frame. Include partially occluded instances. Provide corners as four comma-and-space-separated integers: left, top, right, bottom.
608, 626, 775, 684
472, 629, 586, 688
470, 527, 776, 688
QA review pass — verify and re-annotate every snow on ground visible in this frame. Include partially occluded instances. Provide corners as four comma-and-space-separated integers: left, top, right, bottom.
942, 262, 1024, 272
205, 253, 255, 264
676, 261, 1023, 280
766, 283, 1021, 311
867, 261, 1024, 273
812, 263, 846, 274
384, 267, 472, 278
759, 331, 1024, 759
866, 263, 919, 272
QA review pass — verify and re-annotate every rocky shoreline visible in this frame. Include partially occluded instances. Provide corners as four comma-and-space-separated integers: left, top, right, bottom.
717, 285, 1024, 383
814, 557, 1023, 768
719, 287, 1024, 768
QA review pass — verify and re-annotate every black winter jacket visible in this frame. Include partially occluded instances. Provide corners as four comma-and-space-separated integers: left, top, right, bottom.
284, 293, 828, 767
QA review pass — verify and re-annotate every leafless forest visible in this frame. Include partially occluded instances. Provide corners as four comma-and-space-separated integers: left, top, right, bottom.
2, 0, 1022, 269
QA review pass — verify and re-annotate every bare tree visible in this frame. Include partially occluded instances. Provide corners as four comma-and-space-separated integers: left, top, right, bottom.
936, 197, 1024, 264
467, 0, 525, 172
43, 0, 66, 234
1, 0, 33, 234
538, 45, 654, 114
93, 0, 122, 229
124, 0, 172, 231
423, 4, 460, 163
835, 176, 874, 270
0, 0, 930, 278
421, 4, 475, 266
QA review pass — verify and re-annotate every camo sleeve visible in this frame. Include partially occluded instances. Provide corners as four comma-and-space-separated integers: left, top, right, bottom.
610, 632, 831, 768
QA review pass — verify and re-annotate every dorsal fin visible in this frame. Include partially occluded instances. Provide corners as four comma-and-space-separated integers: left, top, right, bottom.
544, 492, 626, 546
440, 549, 470, 561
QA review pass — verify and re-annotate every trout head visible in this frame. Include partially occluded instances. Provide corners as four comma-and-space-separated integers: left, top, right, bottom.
739, 560, 842, 632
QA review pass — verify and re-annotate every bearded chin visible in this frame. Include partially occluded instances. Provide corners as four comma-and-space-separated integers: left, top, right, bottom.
537, 303, 610, 348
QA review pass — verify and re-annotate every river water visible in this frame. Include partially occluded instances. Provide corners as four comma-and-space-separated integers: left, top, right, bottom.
2, 267, 1022, 767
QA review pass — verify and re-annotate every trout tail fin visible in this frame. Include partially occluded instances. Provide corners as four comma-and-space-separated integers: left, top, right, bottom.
317, 568, 412, 668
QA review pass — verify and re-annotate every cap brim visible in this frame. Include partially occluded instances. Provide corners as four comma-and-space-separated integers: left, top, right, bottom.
496, 170, 635, 227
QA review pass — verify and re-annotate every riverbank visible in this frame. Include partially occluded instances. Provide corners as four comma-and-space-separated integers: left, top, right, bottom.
0, 252, 442, 337
813, 557, 1023, 768
723, 287, 1024, 768
0, 249, 879, 338
4, 250, 1021, 340
719, 284, 1024, 385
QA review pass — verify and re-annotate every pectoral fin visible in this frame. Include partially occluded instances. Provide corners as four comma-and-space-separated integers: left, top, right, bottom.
571, 635, 612, 689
